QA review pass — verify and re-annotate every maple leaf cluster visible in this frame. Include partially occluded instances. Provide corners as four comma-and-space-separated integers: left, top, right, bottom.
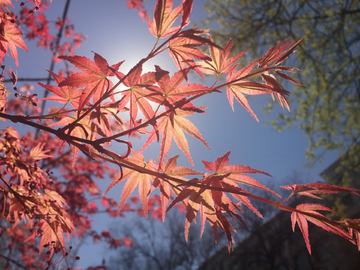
126, 0, 146, 20
0, 0, 359, 269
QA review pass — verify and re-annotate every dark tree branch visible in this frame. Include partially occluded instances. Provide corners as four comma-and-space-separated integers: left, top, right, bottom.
37, 0, 72, 138
0, 253, 27, 269
3, 77, 54, 83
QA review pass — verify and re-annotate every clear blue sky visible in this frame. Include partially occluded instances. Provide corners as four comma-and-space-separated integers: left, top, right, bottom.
6, 0, 340, 268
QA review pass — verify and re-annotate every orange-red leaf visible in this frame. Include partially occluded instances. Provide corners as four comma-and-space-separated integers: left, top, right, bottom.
226, 67, 290, 121
202, 152, 279, 197
281, 183, 360, 200
0, 19, 28, 67
198, 37, 246, 75
29, 143, 53, 160
181, 0, 192, 27
148, 66, 214, 106
39, 70, 82, 109
146, 0, 183, 38
291, 203, 353, 254
258, 37, 305, 68
106, 150, 155, 218
140, 108, 210, 166
168, 33, 212, 78
58, 53, 123, 112
155, 155, 203, 221
114, 65, 157, 128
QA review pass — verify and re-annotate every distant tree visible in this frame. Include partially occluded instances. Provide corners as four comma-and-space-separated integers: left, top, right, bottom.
203, 0, 360, 174
108, 202, 226, 270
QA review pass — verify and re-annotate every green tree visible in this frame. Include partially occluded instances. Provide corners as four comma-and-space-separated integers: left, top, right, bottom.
203, 0, 360, 178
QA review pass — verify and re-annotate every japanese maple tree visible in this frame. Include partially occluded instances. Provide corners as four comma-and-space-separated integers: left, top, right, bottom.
0, 0, 359, 269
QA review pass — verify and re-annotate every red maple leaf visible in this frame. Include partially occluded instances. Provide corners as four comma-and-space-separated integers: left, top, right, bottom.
0, 19, 28, 67
105, 150, 156, 218
201, 152, 280, 216
166, 177, 246, 252
113, 65, 157, 128
281, 182, 360, 199
197, 36, 246, 75
146, 0, 183, 38
223, 37, 305, 120
346, 219, 360, 251
225, 64, 290, 121
168, 29, 213, 78
29, 143, 53, 160
58, 53, 123, 113
154, 155, 203, 221
38, 70, 82, 109
258, 36, 306, 68
166, 152, 279, 251
140, 107, 210, 166
291, 203, 352, 254
147, 66, 213, 106
261, 71, 291, 111
137, 66, 212, 165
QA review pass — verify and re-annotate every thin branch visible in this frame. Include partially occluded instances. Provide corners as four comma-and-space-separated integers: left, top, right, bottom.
3, 77, 54, 83
37, 0, 71, 138
0, 253, 27, 269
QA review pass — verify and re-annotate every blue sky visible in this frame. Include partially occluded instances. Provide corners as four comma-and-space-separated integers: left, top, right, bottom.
4, 0, 341, 268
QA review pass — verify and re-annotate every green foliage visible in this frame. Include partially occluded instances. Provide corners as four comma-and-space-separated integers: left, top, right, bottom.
203, 0, 360, 168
